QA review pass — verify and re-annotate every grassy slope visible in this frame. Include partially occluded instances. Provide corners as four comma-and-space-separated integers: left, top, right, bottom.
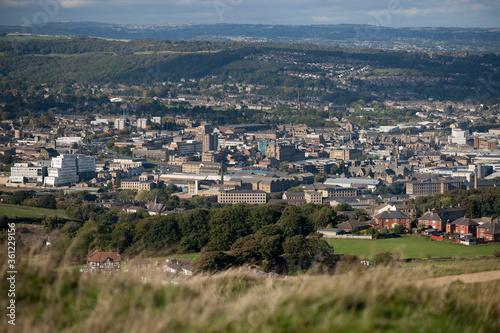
4, 261, 500, 333
0, 203, 68, 219
402, 258, 500, 277
326, 235, 500, 259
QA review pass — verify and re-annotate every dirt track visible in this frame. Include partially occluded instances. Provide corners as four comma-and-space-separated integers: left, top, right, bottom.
415, 270, 500, 288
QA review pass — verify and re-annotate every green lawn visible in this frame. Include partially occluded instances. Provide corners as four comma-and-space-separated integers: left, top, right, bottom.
0, 203, 68, 219
326, 235, 500, 259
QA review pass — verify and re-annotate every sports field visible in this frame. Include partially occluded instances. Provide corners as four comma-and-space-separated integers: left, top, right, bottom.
326, 235, 500, 259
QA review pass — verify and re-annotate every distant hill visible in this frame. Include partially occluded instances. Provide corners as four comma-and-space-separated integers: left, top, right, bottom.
1, 22, 499, 53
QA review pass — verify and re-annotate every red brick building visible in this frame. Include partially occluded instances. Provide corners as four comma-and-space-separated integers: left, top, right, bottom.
373, 211, 411, 230
418, 208, 465, 232
446, 217, 478, 237
477, 222, 500, 242
418, 211, 445, 231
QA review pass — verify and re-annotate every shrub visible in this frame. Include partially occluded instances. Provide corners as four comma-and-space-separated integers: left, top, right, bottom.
372, 251, 401, 266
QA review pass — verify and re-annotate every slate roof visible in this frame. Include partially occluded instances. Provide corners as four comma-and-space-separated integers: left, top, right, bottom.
480, 222, 500, 235
449, 217, 479, 226
419, 211, 443, 221
336, 220, 370, 229
374, 211, 410, 220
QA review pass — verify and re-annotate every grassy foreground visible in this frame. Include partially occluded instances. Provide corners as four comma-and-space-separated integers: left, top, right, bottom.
2, 255, 500, 333
0, 203, 68, 219
327, 235, 500, 259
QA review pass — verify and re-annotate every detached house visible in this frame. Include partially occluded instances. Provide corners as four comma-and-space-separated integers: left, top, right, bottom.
85, 248, 121, 274
446, 217, 478, 237
373, 211, 411, 230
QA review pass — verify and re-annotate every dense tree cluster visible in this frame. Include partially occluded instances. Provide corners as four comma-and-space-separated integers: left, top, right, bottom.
411, 187, 500, 218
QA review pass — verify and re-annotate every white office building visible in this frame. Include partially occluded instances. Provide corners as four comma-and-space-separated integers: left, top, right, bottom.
44, 154, 95, 186
449, 129, 468, 145
56, 136, 83, 147
9, 162, 47, 184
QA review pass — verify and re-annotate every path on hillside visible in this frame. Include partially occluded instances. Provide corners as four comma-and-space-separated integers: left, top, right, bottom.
414, 270, 500, 288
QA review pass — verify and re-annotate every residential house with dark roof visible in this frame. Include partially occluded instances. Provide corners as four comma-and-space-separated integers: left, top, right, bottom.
477, 222, 500, 242
446, 217, 479, 237
418, 208, 465, 232
373, 211, 411, 229
336, 220, 370, 232
418, 210, 446, 232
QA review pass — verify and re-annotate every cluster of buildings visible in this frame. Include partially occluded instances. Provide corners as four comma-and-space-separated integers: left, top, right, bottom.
317, 206, 500, 244
9, 154, 95, 186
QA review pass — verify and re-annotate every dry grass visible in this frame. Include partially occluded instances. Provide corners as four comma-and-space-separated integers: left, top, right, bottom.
3, 249, 500, 333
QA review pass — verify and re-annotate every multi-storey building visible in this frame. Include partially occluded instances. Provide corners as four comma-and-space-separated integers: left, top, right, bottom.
449, 129, 468, 145
319, 187, 359, 198
181, 162, 221, 174
328, 148, 362, 161
406, 179, 462, 196
76, 154, 96, 180
55, 136, 83, 147
265, 141, 296, 162
44, 154, 95, 186
202, 133, 218, 152
218, 189, 267, 204
120, 181, 156, 191
137, 118, 147, 130
9, 162, 47, 184
304, 191, 323, 204
114, 118, 126, 130
44, 155, 79, 186
132, 149, 169, 161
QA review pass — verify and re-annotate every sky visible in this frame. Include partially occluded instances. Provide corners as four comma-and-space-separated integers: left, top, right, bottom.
0, 0, 499, 28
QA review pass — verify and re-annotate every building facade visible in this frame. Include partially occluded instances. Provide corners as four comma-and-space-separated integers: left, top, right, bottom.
406, 180, 462, 196
218, 189, 267, 204
120, 181, 156, 191
9, 162, 47, 184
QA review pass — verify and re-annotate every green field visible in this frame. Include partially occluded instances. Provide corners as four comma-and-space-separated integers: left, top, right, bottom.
0, 203, 68, 219
326, 236, 500, 259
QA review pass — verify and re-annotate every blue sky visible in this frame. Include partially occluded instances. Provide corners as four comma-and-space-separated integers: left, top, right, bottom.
0, 0, 499, 27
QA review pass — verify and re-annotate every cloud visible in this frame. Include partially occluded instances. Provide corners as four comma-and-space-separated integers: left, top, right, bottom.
400, 7, 455, 18
0, 0, 498, 27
